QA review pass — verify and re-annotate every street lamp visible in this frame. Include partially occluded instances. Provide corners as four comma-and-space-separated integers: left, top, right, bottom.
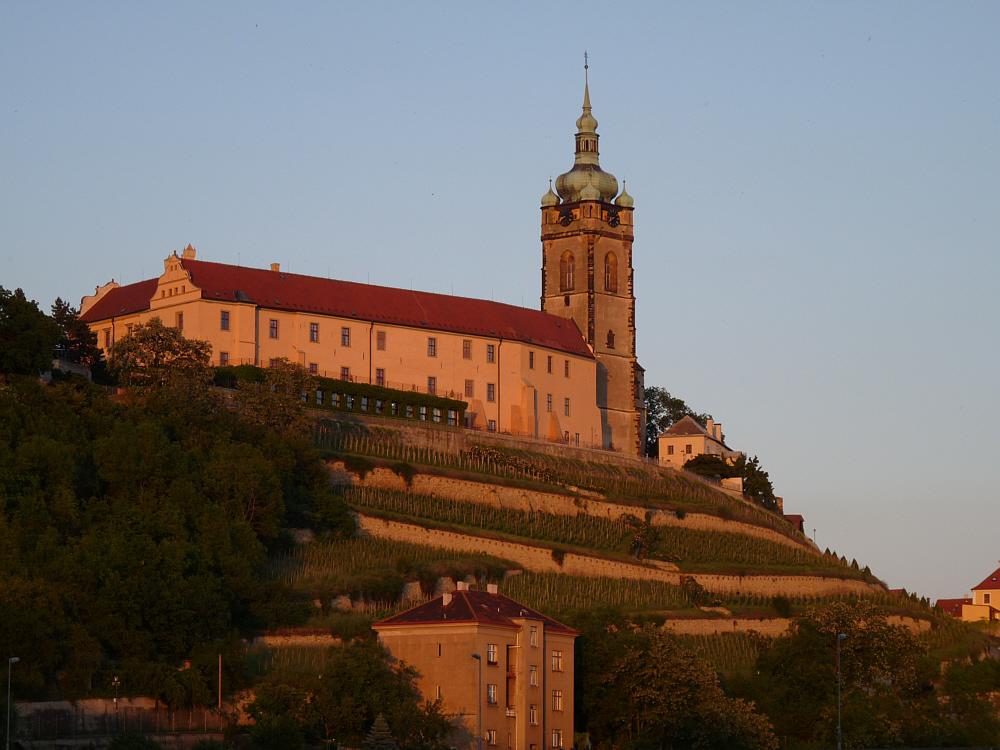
837, 634, 847, 750
471, 653, 482, 750
7, 657, 19, 750
112, 676, 121, 733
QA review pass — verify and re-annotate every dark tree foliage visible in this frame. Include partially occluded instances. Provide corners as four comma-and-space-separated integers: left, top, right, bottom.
0, 375, 352, 705
363, 714, 400, 750
50, 297, 102, 368
0, 286, 62, 376
643, 386, 712, 458
683, 454, 778, 510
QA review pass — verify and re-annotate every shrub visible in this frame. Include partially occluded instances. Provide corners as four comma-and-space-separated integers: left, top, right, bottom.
717, 505, 733, 521
390, 462, 418, 487
551, 548, 566, 566
674, 507, 687, 520
342, 454, 376, 479
771, 595, 793, 618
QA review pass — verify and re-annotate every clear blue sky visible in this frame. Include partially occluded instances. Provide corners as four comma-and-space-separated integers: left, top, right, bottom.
3, 2, 997, 602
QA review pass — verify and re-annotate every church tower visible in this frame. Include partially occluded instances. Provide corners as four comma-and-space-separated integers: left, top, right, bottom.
540, 65, 644, 455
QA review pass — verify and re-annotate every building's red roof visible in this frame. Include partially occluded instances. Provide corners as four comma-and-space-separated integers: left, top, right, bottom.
374, 589, 578, 635
973, 567, 1000, 591
659, 415, 708, 438
82, 259, 592, 358
783, 514, 805, 531
936, 598, 971, 618
80, 278, 158, 323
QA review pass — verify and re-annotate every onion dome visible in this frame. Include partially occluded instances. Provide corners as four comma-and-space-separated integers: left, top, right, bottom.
541, 180, 560, 207
555, 74, 618, 203
615, 181, 634, 208
580, 173, 601, 201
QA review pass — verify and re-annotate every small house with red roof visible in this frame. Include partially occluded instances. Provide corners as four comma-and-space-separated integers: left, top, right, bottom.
657, 415, 743, 473
935, 597, 972, 619
962, 564, 1000, 622
373, 583, 577, 750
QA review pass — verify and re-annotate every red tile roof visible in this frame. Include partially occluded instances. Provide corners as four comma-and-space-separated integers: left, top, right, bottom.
374, 589, 578, 635
659, 415, 709, 438
81, 259, 593, 358
935, 598, 971, 618
80, 278, 158, 323
973, 568, 1000, 591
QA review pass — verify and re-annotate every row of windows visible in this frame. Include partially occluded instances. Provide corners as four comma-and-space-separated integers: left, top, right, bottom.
664, 444, 695, 456
474, 729, 563, 750
559, 250, 618, 293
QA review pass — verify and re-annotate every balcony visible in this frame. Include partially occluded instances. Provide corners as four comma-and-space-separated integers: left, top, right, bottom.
505, 707, 516, 718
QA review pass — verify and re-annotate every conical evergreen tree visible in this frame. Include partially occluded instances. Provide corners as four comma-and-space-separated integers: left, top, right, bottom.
362, 714, 398, 750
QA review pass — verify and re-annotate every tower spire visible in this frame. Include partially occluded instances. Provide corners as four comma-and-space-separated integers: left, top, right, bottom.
583, 51, 591, 110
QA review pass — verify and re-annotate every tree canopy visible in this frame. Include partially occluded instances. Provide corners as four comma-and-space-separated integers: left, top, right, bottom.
0, 286, 61, 376
108, 317, 213, 389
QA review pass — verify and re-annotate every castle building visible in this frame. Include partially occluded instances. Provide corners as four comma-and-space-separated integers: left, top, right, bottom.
373, 584, 577, 750
79, 70, 645, 454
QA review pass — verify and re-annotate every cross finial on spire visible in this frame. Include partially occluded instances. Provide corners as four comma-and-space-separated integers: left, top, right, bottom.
584, 51, 589, 84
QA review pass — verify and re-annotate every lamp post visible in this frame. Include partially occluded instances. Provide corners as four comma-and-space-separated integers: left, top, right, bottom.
837, 634, 847, 750
7, 657, 19, 750
471, 653, 482, 750
112, 676, 120, 734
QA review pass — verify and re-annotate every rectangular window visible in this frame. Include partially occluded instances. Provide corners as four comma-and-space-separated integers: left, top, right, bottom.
486, 344, 495, 363
447, 409, 457, 426
341, 327, 351, 347
361, 396, 369, 412
551, 650, 563, 672
436, 685, 442, 700
564, 398, 570, 417
465, 379, 474, 398
986, 593, 992, 604
391, 401, 399, 416
220, 310, 230, 330
376, 330, 386, 350
346, 394, 355, 410
427, 337, 437, 357
375, 368, 385, 387
487, 383, 495, 402
406, 404, 414, 418
530, 626, 538, 647
331, 393, 340, 408
463, 339, 472, 359
376, 399, 385, 414
547, 355, 552, 374
552, 689, 563, 711
486, 729, 498, 745
685, 444, 693, 454
552, 729, 563, 748
316, 389, 323, 405
529, 351, 535, 369
529, 705, 538, 725
427, 376, 436, 395
546, 394, 552, 413
564, 360, 570, 377
176, 312, 184, 331
487, 684, 498, 706
432, 407, 441, 423
269, 319, 278, 339
219, 351, 229, 367
437, 644, 442, 658
420, 405, 427, 420
300, 390, 308, 403
340, 366, 350, 381
530, 665, 537, 686
309, 363, 318, 375
487, 644, 498, 665
667, 445, 675, 456
310, 322, 319, 342
488, 419, 497, 432
575, 433, 580, 446
126, 324, 133, 335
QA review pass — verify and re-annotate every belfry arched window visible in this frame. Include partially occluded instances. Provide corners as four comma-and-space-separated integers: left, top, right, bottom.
560, 251, 576, 292
604, 252, 618, 293
607, 329, 616, 349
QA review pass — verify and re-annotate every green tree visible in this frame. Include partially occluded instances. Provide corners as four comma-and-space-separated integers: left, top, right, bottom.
0, 286, 61, 376
108, 317, 212, 389
738, 455, 777, 509
643, 386, 712, 458
232, 357, 316, 436
50, 297, 102, 368
363, 714, 399, 750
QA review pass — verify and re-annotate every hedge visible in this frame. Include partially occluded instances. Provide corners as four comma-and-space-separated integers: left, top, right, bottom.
213, 364, 467, 426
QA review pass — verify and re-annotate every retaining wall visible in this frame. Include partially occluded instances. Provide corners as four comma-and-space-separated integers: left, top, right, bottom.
329, 461, 814, 553
356, 514, 883, 598
661, 615, 930, 637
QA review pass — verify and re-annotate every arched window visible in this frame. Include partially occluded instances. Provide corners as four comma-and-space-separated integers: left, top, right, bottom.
604, 252, 618, 293
607, 329, 616, 349
560, 251, 576, 292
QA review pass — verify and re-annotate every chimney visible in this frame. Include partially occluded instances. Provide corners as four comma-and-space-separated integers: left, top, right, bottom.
270, 263, 280, 272
181, 244, 196, 260
715, 423, 722, 441
706, 419, 714, 438
487, 583, 498, 595
456, 581, 469, 591
442, 592, 452, 606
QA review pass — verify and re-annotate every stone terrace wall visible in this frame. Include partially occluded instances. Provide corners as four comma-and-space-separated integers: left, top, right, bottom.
329, 461, 814, 553
662, 615, 929, 637
356, 514, 883, 598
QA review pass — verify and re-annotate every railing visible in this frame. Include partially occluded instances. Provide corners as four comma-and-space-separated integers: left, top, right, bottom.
505, 707, 516, 717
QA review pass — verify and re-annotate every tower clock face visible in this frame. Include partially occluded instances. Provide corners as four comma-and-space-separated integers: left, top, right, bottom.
607, 208, 620, 228
559, 209, 574, 227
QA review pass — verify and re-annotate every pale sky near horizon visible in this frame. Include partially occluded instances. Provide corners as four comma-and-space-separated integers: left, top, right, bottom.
2, 2, 997, 603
